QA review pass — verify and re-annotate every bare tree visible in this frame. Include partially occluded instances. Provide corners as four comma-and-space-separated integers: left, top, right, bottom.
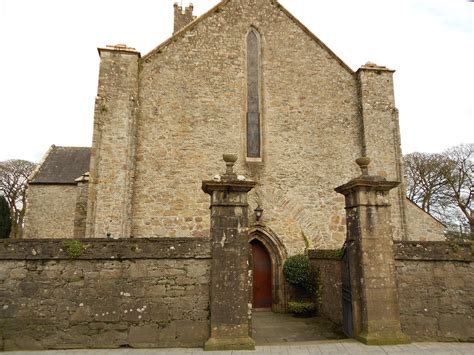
404, 144, 473, 239
441, 144, 473, 237
0, 160, 36, 238
404, 152, 447, 215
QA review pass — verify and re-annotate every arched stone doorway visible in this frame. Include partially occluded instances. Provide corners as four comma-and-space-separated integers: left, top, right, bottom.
251, 239, 272, 309
249, 226, 287, 312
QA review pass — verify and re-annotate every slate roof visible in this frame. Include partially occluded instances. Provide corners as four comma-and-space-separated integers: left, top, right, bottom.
30, 145, 91, 185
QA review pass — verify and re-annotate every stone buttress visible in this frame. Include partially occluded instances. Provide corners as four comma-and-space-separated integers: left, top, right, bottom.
357, 63, 407, 241
86, 44, 140, 238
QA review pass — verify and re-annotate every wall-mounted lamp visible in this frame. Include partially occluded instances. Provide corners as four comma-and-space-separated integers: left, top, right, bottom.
254, 206, 263, 221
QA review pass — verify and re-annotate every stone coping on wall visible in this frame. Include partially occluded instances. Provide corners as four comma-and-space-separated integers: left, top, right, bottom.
307, 249, 343, 260
394, 241, 473, 262
309, 241, 473, 262
0, 238, 211, 260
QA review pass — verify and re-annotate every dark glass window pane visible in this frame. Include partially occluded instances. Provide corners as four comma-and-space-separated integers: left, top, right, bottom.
247, 112, 260, 158
247, 31, 261, 158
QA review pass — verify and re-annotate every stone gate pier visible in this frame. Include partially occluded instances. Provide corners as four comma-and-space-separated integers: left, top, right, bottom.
335, 157, 410, 345
202, 154, 256, 351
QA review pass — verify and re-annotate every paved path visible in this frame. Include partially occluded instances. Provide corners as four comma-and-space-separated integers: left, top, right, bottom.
252, 311, 345, 344
5, 313, 473, 354
6, 340, 474, 354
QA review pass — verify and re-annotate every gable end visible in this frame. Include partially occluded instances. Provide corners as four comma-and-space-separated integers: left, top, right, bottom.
143, 0, 355, 76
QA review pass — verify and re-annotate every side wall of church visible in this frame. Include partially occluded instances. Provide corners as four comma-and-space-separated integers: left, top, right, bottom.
405, 200, 445, 241
23, 185, 77, 238
133, 0, 363, 254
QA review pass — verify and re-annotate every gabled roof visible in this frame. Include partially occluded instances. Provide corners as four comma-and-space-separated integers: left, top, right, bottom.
29, 145, 91, 185
142, 0, 354, 74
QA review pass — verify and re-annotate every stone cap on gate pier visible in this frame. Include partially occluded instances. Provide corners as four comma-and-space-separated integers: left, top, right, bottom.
202, 154, 256, 195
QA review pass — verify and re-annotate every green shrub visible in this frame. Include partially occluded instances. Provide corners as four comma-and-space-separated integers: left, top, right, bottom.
283, 254, 314, 292
63, 240, 83, 258
288, 301, 316, 315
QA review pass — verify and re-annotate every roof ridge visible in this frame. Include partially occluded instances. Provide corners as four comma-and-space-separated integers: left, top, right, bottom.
53, 146, 91, 149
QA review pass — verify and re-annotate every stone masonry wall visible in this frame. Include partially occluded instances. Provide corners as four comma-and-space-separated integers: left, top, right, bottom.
357, 66, 407, 242
23, 185, 77, 238
173, 3, 195, 34
395, 242, 473, 341
0, 239, 210, 350
404, 200, 445, 241
86, 46, 139, 239
308, 250, 342, 325
77, 0, 437, 255
134, 0, 363, 254
309, 241, 473, 341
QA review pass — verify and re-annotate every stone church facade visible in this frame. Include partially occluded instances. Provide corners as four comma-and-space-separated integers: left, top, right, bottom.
6, 2, 473, 350
24, 0, 443, 248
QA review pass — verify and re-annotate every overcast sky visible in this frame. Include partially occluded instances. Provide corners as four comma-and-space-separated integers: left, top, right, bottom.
0, 0, 472, 163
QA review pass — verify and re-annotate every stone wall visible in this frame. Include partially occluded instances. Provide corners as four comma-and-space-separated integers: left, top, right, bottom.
23, 185, 77, 238
309, 241, 473, 342
308, 250, 342, 325
0, 239, 211, 350
173, 3, 195, 34
404, 200, 445, 241
395, 241, 473, 341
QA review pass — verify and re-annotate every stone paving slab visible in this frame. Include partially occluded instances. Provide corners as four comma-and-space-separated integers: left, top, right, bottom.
252, 312, 345, 344
5, 341, 474, 355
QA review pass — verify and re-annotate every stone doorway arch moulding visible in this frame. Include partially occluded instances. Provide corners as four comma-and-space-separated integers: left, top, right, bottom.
249, 225, 288, 312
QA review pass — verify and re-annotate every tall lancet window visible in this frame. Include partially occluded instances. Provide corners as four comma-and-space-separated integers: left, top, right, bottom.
246, 29, 262, 159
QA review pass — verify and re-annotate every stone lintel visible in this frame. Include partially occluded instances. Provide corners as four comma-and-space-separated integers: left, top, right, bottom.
97, 44, 141, 57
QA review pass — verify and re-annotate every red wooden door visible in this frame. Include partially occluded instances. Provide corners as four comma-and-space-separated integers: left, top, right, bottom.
251, 240, 272, 309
